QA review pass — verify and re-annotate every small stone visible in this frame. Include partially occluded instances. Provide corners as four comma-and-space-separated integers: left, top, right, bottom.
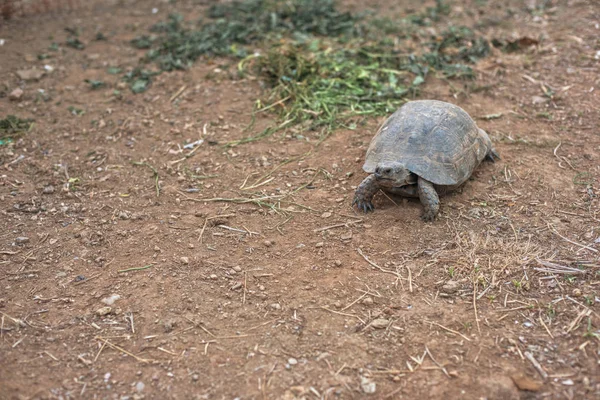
233, 266, 242, 272
15, 237, 30, 245
101, 294, 121, 306
135, 382, 145, 392
209, 274, 218, 280
96, 307, 112, 316
259, 285, 265, 291
270, 303, 281, 310
9, 88, 23, 101
531, 95, 548, 105
56, 271, 67, 278
511, 375, 542, 391
315, 242, 324, 248
360, 376, 376, 394
264, 240, 273, 247
43, 185, 55, 194
561, 379, 574, 386
154, 246, 160, 252
163, 320, 176, 333
118, 211, 131, 220
334, 260, 342, 267
287, 358, 298, 365
370, 318, 389, 329
572, 288, 582, 297
192, 374, 199, 382
180, 256, 189, 265
334, 301, 342, 309
442, 280, 460, 294
16, 68, 45, 81
321, 212, 332, 219
341, 231, 352, 240
362, 296, 374, 305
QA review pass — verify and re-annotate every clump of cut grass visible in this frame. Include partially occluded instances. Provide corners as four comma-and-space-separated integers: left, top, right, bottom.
143, 0, 359, 72
131, 0, 491, 143
0, 115, 34, 144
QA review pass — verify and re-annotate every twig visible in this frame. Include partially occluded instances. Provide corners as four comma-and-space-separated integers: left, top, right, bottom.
473, 281, 481, 335
524, 351, 548, 380
118, 265, 153, 273
356, 248, 403, 282
539, 315, 554, 339
319, 307, 365, 324
218, 225, 259, 235
198, 218, 208, 243
424, 320, 471, 342
12, 335, 26, 348
314, 219, 362, 233
95, 337, 152, 363
169, 85, 187, 102
242, 271, 247, 304
547, 224, 598, 253
425, 346, 450, 378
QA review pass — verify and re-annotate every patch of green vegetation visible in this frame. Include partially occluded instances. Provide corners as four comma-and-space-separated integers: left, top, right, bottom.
107, 67, 122, 75
123, 68, 159, 93
66, 37, 85, 50
85, 79, 106, 90
67, 106, 85, 116
0, 115, 34, 144
131, 35, 155, 49
130, 0, 491, 144
95, 32, 107, 41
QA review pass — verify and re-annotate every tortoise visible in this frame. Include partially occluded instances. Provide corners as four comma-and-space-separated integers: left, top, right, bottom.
353, 100, 499, 221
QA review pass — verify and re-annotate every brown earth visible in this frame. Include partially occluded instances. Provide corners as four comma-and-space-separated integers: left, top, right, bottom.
0, 0, 599, 399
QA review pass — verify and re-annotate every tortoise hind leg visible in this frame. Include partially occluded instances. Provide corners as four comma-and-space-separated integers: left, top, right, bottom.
417, 177, 440, 222
486, 147, 500, 162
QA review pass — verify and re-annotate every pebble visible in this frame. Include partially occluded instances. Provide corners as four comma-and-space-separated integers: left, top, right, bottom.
572, 288, 582, 297
135, 382, 145, 392
209, 274, 218, 280
341, 232, 353, 240
16, 68, 44, 81
43, 185, 55, 194
287, 358, 298, 365
264, 240, 273, 247
442, 280, 460, 294
96, 307, 112, 316
362, 296, 374, 305
233, 266, 242, 272
360, 376, 376, 394
15, 237, 30, 245
163, 320, 175, 333
192, 374, 199, 382
102, 294, 121, 306
180, 256, 189, 265
334, 260, 342, 267
320, 212, 332, 219
270, 303, 281, 310
315, 242, 324, 248
370, 318, 389, 329
9, 88, 23, 101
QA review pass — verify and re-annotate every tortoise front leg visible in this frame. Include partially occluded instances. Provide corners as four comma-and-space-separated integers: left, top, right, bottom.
417, 177, 440, 221
353, 174, 379, 212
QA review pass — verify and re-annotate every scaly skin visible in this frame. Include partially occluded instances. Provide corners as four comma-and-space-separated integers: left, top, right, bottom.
417, 177, 440, 221
353, 174, 378, 212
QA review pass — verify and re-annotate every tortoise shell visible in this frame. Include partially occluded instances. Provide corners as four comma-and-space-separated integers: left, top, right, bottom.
363, 100, 493, 186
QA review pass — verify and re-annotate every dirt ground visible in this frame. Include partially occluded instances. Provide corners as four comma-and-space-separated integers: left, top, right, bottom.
1, 0, 599, 399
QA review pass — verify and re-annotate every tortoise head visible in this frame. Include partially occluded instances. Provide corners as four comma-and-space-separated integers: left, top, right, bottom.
374, 161, 414, 188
